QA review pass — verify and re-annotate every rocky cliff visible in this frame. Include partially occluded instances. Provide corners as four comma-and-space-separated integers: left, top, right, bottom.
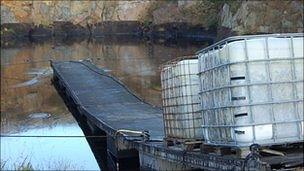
219, 1, 303, 37
1, 0, 303, 39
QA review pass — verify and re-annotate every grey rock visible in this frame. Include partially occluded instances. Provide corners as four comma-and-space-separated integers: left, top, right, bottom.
220, 4, 233, 28
1, 5, 18, 24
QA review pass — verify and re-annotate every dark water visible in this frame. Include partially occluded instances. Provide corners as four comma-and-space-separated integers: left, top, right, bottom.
1, 37, 208, 170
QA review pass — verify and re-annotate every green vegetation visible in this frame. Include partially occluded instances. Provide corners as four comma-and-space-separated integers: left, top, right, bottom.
1, 27, 16, 36
135, 0, 241, 30
142, 19, 152, 29
180, 1, 221, 28
187, 0, 241, 28
150, 83, 161, 91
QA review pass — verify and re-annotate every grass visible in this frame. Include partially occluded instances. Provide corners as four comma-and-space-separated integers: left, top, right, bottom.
1, 158, 82, 171
14, 161, 34, 171
2, 157, 34, 171
1, 160, 7, 170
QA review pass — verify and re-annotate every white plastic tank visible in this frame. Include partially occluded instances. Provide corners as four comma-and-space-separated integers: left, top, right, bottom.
161, 57, 202, 140
197, 33, 304, 147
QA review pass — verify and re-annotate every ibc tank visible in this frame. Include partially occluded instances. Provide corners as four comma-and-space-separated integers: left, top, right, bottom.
197, 33, 304, 147
161, 57, 202, 140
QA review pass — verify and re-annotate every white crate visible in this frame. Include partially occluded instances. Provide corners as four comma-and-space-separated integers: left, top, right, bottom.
161, 58, 202, 140
197, 33, 304, 147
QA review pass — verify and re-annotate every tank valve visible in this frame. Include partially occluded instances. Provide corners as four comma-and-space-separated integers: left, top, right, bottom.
243, 144, 265, 171
142, 130, 150, 142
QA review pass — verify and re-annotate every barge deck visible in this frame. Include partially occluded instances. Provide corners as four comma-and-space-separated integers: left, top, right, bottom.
51, 60, 303, 171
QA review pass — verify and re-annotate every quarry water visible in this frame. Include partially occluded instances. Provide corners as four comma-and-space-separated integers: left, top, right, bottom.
1, 37, 209, 170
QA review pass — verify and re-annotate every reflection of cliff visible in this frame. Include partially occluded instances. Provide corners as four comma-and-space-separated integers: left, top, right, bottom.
1, 39, 204, 134
1, 47, 75, 134
83, 42, 161, 106
88, 41, 203, 106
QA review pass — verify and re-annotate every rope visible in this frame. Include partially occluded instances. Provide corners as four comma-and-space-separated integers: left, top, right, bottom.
0, 135, 107, 138
0, 135, 148, 138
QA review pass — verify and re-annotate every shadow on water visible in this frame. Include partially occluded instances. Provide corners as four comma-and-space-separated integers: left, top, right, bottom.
53, 79, 109, 170
1, 35, 213, 170
52, 66, 143, 171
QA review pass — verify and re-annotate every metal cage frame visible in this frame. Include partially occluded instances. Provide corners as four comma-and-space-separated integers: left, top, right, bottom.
161, 56, 202, 140
196, 33, 304, 147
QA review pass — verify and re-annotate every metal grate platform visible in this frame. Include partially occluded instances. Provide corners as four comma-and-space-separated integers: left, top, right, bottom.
51, 60, 164, 140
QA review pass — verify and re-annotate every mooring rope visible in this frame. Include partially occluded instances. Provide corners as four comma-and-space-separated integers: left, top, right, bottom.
0, 135, 107, 138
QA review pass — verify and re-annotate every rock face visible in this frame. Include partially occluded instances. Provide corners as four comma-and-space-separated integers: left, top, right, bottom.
1, 5, 18, 24
0, 1, 219, 27
219, 1, 303, 36
0, 1, 153, 26
1, 0, 303, 38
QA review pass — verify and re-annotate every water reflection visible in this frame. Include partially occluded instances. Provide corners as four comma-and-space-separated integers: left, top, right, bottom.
1, 40, 100, 170
1, 37, 208, 170
1, 126, 100, 170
